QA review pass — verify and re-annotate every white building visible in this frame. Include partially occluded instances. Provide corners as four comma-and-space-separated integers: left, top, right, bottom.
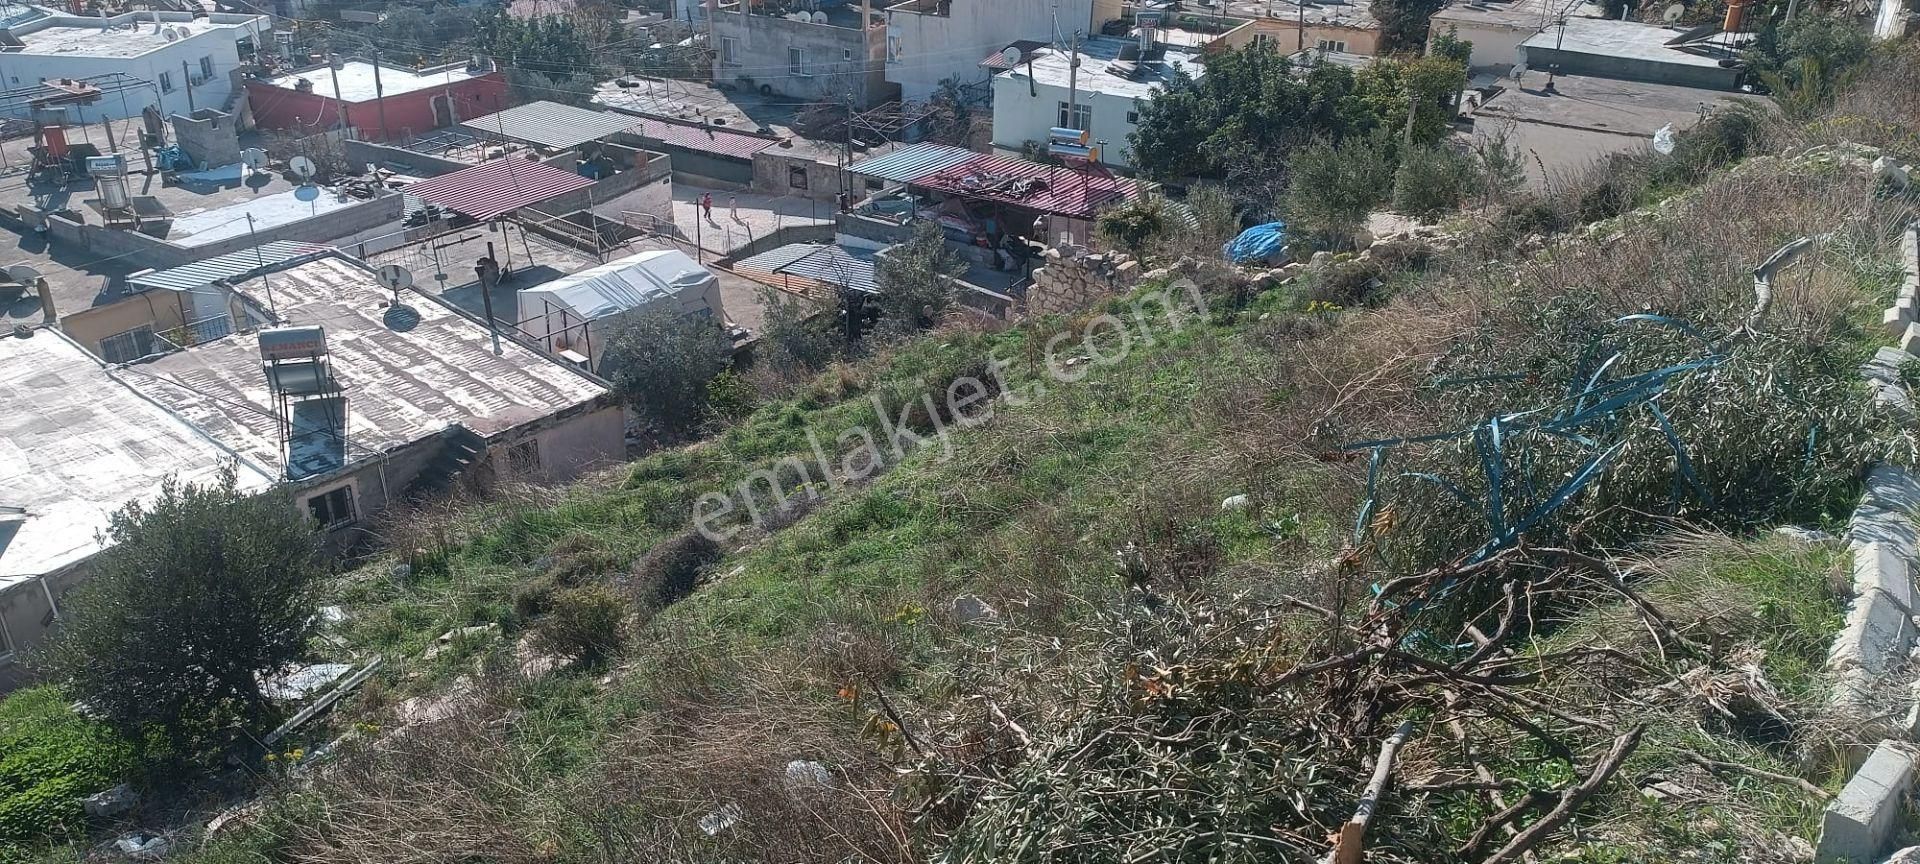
518, 248, 726, 374
883, 0, 1102, 103
0, 10, 270, 121
990, 36, 1201, 172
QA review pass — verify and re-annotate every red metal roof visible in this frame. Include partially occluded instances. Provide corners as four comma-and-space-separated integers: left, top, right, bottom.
917, 152, 1137, 220
404, 159, 596, 220
629, 116, 778, 160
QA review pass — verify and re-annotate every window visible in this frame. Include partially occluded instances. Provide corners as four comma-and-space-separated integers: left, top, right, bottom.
307, 486, 355, 528
1252, 33, 1275, 49
720, 36, 738, 65
1126, 110, 1139, 124
98, 325, 157, 364
843, 48, 853, 61
788, 164, 808, 189
1316, 38, 1348, 53
506, 439, 541, 475
1056, 101, 1091, 131
157, 70, 174, 94
788, 47, 807, 76
199, 55, 214, 79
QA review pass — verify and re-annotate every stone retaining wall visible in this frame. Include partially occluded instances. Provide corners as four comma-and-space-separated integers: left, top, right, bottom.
1026, 248, 1142, 317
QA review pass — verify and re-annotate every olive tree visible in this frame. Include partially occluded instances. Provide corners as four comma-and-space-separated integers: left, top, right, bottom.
600, 304, 735, 433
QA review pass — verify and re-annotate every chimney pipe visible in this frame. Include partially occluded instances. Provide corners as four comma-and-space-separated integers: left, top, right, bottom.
35, 278, 54, 324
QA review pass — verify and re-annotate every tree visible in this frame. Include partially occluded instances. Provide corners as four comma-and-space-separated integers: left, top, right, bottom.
1745, 14, 1869, 117
1372, 0, 1447, 54
756, 286, 841, 374
1130, 45, 1366, 180
600, 305, 735, 432
41, 470, 324, 765
874, 220, 964, 338
1285, 133, 1397, 246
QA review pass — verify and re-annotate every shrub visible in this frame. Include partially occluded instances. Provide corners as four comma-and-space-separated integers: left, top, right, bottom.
1096, 195, 1171, 254
874, 220, 965, 339
756, 286, 842, 377
600, 305, 736, 434
0, 687, 132, 849
705, 369, 758, 422
630, 530, 722, 611
39, 470, 324, 766
532, 586, 626, 665
1391, 145, 1477, 217
1286, 135, 1397, 248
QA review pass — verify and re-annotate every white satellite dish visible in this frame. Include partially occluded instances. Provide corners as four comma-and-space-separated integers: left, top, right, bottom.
999, 45, 1023, 67
8, 263, 42, 285
1661, 3, 1685, 21
161, 28, 177, 41
288, 155, 316, 181
241, 148, 268, 170
375, 264, 414, 292
810, 10, 827, 22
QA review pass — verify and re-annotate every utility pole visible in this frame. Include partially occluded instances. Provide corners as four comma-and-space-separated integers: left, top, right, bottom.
1298, 1, 1307, 53
181, 60, 195, 113
328, 53, 347, 137
1066, 30, 1080, 132
247, 214, 278, 317
371, 49, 390, 142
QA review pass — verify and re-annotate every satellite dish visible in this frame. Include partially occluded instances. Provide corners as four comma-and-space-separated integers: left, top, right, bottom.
810, 10, 827, 22
161, 28, 177, 41
1000, 46, 1023, 67
1661, 3, 1685, 21
241, 148, 268, 170
288, 155, 316, 181
376, 264, 414, 292
8, 263, 42, 284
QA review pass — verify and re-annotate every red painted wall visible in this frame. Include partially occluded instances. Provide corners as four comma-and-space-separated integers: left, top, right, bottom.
247, 72, 509, 142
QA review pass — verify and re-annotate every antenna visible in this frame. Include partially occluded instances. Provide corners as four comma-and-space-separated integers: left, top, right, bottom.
288, 155, 316, 183
1661, 3, 1685, 21
999, 45, 1022, 67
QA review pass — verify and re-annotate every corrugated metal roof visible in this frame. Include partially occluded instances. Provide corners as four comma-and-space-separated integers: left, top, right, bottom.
460, 101, 642, 150
847, 142, 979, 183
127, 241, 335, 293
920, 152, 1137, 219
405, 159, 597, 220
733, 243, 878, 294
627, 115, 779, 160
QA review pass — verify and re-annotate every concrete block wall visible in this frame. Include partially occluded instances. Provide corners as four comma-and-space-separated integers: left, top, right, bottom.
1819, 220, 1920, 864
1026, 247, 1141, 317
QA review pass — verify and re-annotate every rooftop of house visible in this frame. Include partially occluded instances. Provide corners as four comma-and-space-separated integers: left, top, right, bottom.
1519, 18, 1742, 69
1432, 0, 1600, 30
263, 59, 492, 103
4, 11, 264, 58
1223, 0, 1379, 29
0, 327, 275, 584
1008, 36, 1203, 99
127, 254, 609, 481
716, 0, 874, 29
0, 168, 378, 327
1466, 70, 1755, 183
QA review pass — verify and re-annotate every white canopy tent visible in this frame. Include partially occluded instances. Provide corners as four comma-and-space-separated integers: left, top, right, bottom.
517, 249, 727, 371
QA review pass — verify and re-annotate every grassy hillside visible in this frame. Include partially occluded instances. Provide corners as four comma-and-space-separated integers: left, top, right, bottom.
118, 41, 1920, 864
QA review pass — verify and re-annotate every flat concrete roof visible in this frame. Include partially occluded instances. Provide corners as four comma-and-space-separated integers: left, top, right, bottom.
1519, 18, 1734, 69
6, 13, 260, 58
1225, 0, 1379, 29
266, 60, 487, 104
1468, 71, 1755, 184
1013, 37, 1202, 99
131, 254, 608, 479
0, 327, 274, 584
1433, 0, 1600, 30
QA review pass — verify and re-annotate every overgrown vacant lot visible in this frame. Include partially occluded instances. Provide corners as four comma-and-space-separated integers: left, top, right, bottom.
139, 45, 1920, 864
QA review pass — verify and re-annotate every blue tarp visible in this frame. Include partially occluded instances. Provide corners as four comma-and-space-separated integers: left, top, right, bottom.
1224, 221, 1287, 265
